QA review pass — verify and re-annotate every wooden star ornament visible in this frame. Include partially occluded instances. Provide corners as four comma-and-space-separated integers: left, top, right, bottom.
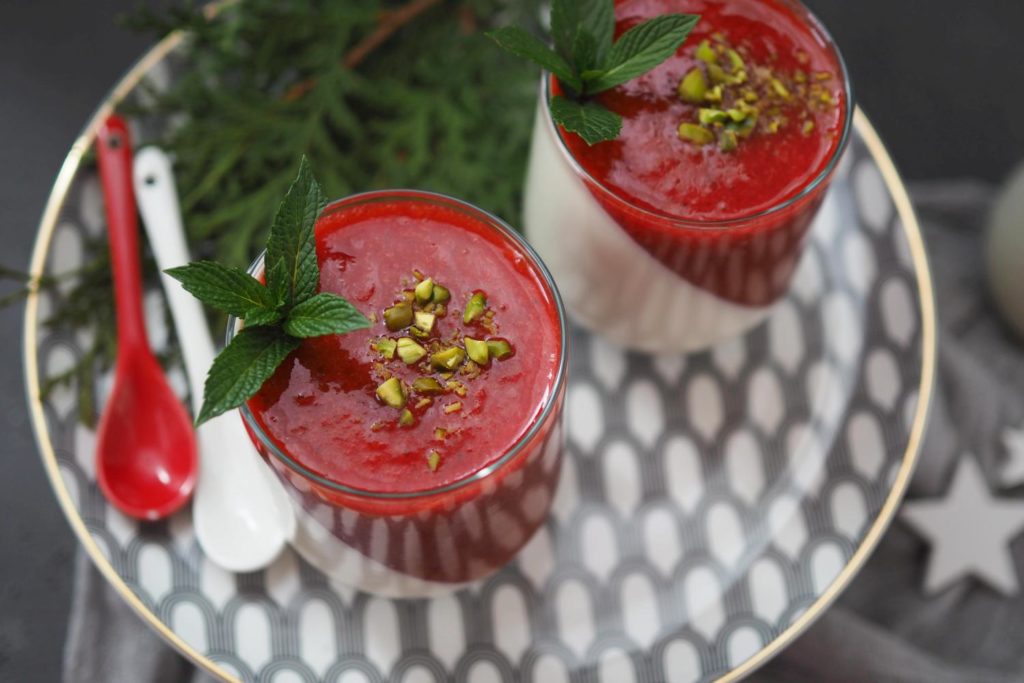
902, 454, 1024, 596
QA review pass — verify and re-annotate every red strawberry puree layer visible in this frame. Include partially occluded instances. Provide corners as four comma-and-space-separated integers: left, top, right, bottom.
557, 0, 847, 306
244, 194, 565, 585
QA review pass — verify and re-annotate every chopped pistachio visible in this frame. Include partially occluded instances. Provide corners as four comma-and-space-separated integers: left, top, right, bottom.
368, 311, 378, 324
815, 71, 832, 81
728, 116, 757, 138
719, 129, 738, 152
434, 428, 447, 441
427, 450, 441, 472
698, 108, 729, 126
414, 311, 436, 333
464, 337, 490, 365
412, 269, 425, 281
678, 68, 707, 104
412, 377, 445, 394
445, 380, 468, 397
802, 120, 815, 136
398, 408, 415, 427
443, 401, 463, 414
431, 284, 451, 305
726, 108, 748, 122
696, 39, 717, 64
678, 122, 715, 145
431, 347, 466, 371
770, 78, 791, 100
705, 85, 723, 103
401, 290, 416, 302
397, 337, 427, 364
408, 326, 430, 339
414, 278, 434, 305
370, 421, 385, 432
375, 377, 406, 409
415, 397, 432, 410
463, 292, 487, 324
384, 302, 413, 331
372, 338, 397, 359
727, 48, 745, 71
707, 62, 728, 85
485, 338, 514, 360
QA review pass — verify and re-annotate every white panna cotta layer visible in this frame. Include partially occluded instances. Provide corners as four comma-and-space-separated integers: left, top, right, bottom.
523, 100, 775, 353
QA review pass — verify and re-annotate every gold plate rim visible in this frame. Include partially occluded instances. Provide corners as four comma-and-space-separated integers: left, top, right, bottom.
22, 28, 936, 683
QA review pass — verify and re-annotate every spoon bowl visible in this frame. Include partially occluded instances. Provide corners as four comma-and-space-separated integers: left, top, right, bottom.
96, 354, 197, 520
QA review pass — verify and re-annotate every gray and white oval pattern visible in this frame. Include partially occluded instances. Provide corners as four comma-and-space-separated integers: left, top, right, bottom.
33, 101, 926, 683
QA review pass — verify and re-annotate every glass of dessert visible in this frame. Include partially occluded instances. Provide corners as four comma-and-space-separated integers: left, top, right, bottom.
233, 190, 567, 597
524, 0, 852, 352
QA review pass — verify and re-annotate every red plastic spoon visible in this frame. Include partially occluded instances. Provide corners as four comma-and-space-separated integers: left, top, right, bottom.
94, 115, 197, 520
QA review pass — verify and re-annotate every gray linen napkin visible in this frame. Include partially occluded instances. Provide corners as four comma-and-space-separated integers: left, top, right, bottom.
62, 181, 1024, 683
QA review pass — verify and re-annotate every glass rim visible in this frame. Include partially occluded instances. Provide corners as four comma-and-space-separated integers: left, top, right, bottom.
542, 0, 855, 230
230, 189, 569, 500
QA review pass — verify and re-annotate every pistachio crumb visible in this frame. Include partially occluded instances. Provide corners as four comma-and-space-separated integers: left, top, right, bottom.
678, 68, 707, 104
375, 377, 406, 409
431, 284, 451, 305
414, 311, 436, 334
397, 337, 428, 364
372, 338, 397, 359
384, 302, 413, 331
398, 408, 415, 427
463, 292, 487, 324
412, 377, 445, 395
678, 122, 715, 145
415, 397, 432, 410
427, 450, 441, 472
434, 428, 447, 441
770, 78, 791, 100
464, 337, 490, 365
445, 380, 468, 397
485, 338, 514, 360
443, 401, 463, 414
414, 277, 434, 305
802, 120, 815, 136
431, 347, 466, 371
696, 39, 717, 64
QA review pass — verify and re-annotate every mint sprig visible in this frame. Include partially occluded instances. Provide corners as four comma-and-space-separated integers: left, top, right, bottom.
487, 0, 699, 145
166, 156, 370, 425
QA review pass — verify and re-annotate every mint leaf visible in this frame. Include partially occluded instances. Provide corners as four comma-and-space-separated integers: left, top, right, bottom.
585, 14, 699, 94
283, 292, 371, 338
165, 261, 278, 319
266, 156, 326, 307
582, 0, 615, 66
245, 308, 284, 327
550, 95, 622, 145
196, 326, 300, 425
550, 0, 580, 62
265, 257, 289, 310
572, 28, 599, 73
486, 27, 582, 93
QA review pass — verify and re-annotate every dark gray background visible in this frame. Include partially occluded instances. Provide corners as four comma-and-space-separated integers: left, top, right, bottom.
0, 2, 1021, 681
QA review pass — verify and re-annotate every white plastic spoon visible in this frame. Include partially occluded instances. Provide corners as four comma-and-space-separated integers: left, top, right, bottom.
133, 147, 296, 572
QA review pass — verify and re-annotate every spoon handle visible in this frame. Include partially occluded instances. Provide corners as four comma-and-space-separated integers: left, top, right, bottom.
133, 147, 216, 412
97, 115, 150, 355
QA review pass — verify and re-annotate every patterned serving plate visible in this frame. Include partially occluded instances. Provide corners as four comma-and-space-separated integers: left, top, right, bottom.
25, 30, 934, 683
